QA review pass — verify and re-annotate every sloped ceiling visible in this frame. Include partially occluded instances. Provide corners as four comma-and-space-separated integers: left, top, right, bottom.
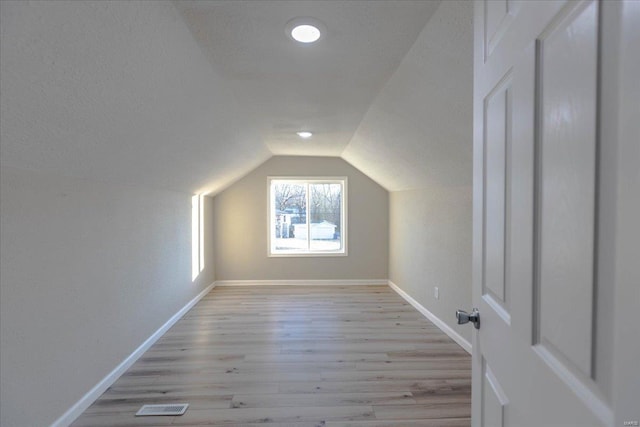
343, 0, 473, 191
175, 0, 440, 158
0, 0, 272, 195
0, 0, 472, 195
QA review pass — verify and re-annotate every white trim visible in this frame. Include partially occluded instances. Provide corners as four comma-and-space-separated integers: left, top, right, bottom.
388, 280, 472, 354
50, 283, 216, 427
215, 279, 388, 287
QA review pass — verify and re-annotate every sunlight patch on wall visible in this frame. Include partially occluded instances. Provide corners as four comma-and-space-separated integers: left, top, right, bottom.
192, 194, 205, 281
199, 194, 205, 273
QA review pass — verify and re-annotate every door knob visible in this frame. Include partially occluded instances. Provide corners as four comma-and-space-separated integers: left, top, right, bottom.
456, 308, 480, 329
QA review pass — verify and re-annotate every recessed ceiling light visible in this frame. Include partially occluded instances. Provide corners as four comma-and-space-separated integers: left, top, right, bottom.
297, 131, 313, 139
286, 17, 326, 44
291, 24, 321, 43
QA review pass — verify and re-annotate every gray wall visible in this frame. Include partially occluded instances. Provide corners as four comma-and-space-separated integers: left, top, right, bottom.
390, 187, 472, 343
213, 156, 388, 281
0, 166, 215, 427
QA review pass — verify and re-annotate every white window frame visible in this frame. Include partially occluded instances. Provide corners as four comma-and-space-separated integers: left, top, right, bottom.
268, 176, 347, 257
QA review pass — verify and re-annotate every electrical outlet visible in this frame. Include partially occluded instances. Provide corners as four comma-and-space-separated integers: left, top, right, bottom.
434, 287, 439, 300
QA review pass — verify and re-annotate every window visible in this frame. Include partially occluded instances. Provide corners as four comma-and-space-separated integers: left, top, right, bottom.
269, 177, 347, 256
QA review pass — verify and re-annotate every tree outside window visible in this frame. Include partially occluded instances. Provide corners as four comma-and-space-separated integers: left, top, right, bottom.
269, 177, 346, 256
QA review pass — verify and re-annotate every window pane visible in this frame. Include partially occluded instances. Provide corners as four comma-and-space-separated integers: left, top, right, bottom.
273, 182, 307, 251
309, 183, 342, 251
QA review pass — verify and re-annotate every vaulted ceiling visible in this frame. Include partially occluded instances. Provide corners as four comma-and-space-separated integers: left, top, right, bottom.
0, 0, 472, 195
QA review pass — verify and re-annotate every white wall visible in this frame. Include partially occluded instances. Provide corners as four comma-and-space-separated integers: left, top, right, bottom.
0, 166, 215, 427
0, 4, 229, 424
345, 1, 474, 343
213, 156, 388, 281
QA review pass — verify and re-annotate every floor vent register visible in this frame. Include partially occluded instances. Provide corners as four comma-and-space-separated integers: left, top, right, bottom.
135, 403, 189, 416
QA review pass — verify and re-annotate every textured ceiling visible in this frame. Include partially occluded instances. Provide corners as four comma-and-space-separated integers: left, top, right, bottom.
175, 0, 441, 157
1, 0, 472, 195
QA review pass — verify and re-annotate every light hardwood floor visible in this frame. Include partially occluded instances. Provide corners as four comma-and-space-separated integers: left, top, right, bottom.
71, 285, 471, 426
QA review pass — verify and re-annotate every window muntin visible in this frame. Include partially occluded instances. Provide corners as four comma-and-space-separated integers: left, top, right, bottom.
269, 177, 346, 256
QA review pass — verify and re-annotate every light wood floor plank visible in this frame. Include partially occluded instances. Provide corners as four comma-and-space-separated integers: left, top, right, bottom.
170, 406, 375, 425
278, 378, 471, 394
71, 285, 471, 426
230, 392, 416, 408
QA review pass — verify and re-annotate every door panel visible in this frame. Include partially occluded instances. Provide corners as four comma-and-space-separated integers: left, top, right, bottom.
473, 1, 614, 426
482, 386, 504, 427
482, 360, 508, 427
483, 73, 512, 320
484, 0, 517, 60
535, 0, 599, 379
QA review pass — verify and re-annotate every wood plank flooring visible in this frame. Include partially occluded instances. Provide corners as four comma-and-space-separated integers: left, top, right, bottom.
72, 285, 471, 426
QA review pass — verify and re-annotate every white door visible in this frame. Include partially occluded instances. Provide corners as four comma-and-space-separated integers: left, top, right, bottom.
470, 1, 634, 426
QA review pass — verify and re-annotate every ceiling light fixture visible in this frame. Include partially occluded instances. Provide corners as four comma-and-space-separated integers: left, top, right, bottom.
297, 131, 313, 139
291, 24, 321, 43
286, 17, 326, 44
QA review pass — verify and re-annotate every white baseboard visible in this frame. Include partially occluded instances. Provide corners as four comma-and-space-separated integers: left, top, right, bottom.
215, 279, 388, 286
50, 282, 216, 427
388, 280, 472, 354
